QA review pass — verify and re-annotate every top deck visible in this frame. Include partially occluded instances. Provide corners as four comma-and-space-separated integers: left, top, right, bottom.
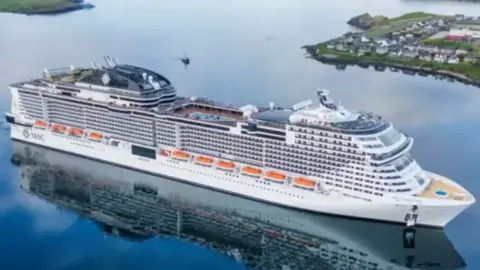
42, 62, 171, 93
420, 174, 473, 202
12, 60, 394, 135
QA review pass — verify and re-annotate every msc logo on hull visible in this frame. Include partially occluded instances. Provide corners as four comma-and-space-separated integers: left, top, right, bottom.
22, 129, 44, 141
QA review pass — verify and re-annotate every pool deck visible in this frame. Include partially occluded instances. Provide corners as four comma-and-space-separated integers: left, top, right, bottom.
420, 177, 472, 201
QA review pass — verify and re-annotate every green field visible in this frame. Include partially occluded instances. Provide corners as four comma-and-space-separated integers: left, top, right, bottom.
423, 38, 474, 50
0, 0, 79, 14
315, 43, 480, 80
365, 12, 454, 37
422, 38, 480, 56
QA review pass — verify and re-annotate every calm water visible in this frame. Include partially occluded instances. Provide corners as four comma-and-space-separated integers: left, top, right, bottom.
0, 0, 480, 269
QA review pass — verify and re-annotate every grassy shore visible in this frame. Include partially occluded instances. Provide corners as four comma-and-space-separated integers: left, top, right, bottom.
361, 12, 454, 37
315, 43, 480, 80
0, 0, 89, 15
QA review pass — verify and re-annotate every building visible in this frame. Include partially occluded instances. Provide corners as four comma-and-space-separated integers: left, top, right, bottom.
447, 28, 480, 40
375, 46, 389, 55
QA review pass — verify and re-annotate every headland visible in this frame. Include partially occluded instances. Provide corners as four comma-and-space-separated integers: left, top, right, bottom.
0, 0, 94, 15
304, 12, 480, 87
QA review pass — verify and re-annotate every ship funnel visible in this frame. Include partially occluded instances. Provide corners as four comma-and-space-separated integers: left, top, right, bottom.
91, 62, 98, 69
269, 102, 275, 110
70, 65, 75, 71
142, 72, 147, 80
148, 75, 153, 83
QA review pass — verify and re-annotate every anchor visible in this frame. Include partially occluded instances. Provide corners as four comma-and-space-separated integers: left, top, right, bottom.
404, 205, 419, 227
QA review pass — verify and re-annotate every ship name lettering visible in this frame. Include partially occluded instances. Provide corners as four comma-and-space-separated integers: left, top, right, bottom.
31, 133, 44, 141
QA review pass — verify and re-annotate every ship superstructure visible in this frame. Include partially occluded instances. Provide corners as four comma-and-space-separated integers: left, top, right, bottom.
5, 57, 475, 228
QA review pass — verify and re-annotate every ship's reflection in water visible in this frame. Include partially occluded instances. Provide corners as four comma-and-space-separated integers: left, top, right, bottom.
11, 141, 466, 270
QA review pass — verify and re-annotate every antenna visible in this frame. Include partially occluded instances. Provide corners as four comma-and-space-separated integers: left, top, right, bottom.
103, 56, 111, 68
108, 56, 117, 67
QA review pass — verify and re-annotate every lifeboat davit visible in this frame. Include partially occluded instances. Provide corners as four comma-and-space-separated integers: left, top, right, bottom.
89, 132, 103, 141
159, 150, 170, 157
69, 128, 84, 137
34, 120, 48, 129
293, 177, 316, 189
172, 150, 190, 160
264, 171, 286, 182
216, 160, 235, 171
195, 156, 214, 166
51, 124, 67, 134
242, 166, 262, 177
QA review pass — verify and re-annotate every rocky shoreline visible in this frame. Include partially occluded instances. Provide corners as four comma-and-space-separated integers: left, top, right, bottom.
302, 45, 480, 87
346, 13, 375, 30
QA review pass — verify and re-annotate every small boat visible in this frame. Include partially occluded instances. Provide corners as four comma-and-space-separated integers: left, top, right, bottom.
172, 150, 190, 160
34, 120, 48, 129
216, 160, 235, 170
89, 132, 103, 141
293, 177, 316, 189
51, 124, 67, 134
195, 155, 214, 166
264, 171, 286, 182
69, 128, 84, 137
241, 166, 262, 177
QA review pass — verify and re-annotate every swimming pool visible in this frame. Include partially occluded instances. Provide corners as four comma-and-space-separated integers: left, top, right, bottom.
435, 190, 448, 197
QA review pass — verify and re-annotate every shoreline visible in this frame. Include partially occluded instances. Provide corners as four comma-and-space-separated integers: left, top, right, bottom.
304, 11, 480, 88
0, 1, 94, 16
302, 45, 479, 86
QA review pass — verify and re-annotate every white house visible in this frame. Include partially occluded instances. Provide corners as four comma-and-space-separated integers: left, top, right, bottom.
361, 36, 371, 43
447, 56, 460, 64
434, 54, 447, 63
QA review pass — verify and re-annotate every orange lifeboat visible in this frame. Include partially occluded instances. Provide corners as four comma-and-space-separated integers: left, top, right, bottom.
216, 160, 235, 171
69, 128, 84, 137
34, 120, 48, 129
293, 177, 316, 189
242, 166, 262, 177
195, 156, 214, 166
51, 124, 67, 133
264, 171, 286, 182
172, 150, 190, 160
89, 132, 103, 141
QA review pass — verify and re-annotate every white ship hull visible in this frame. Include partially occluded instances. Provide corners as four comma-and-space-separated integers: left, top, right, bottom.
13, 140, 466, 270
10, 124, 470, 228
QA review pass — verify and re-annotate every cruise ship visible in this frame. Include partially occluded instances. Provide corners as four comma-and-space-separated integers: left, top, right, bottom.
5, 57, 475, 228
11, 140, 467, 270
